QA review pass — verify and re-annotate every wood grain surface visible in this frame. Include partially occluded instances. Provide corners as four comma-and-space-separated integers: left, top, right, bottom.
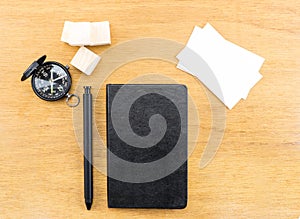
0, 0, 299, 218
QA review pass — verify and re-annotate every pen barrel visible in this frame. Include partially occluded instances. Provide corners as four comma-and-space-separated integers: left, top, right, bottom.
83, 86, 93, 203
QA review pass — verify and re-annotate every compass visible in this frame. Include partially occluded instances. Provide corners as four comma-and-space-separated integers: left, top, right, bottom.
21, 55, 79, 107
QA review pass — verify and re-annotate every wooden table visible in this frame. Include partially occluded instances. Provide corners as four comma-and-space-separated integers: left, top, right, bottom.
0, 0, 299, 218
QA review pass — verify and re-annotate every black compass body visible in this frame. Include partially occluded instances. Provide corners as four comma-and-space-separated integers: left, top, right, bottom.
21, 55, 72, 101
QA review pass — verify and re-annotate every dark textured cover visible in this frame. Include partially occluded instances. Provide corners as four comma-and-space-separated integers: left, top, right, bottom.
107, 84, 187, 209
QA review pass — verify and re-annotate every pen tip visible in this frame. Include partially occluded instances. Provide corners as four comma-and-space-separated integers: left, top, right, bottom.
85, 201, 92, 210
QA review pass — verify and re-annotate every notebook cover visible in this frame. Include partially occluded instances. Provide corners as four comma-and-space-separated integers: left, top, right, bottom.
107, 84, 187, 209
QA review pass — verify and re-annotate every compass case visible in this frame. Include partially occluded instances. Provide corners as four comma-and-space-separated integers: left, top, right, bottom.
106, 84, 188, 209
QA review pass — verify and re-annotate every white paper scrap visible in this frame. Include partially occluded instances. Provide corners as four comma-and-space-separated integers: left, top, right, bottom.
61, 21, 111, 46
70, 47, 101, 75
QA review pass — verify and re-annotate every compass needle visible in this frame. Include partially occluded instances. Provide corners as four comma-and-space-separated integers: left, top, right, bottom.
50, 70, 54, 94
53, 75, 65, 82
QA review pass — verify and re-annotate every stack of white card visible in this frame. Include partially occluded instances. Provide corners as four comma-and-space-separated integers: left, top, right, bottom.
177, 23, 264, 109
61, 21, 111, 46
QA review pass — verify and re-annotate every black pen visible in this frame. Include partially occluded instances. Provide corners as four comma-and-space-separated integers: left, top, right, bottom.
83, 86, 93, 210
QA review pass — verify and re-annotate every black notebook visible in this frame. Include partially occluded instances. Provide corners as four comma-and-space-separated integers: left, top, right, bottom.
107, 84, 188, 209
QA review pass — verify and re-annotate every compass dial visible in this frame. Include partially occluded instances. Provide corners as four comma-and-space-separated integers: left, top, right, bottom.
32, 62, 71, 101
